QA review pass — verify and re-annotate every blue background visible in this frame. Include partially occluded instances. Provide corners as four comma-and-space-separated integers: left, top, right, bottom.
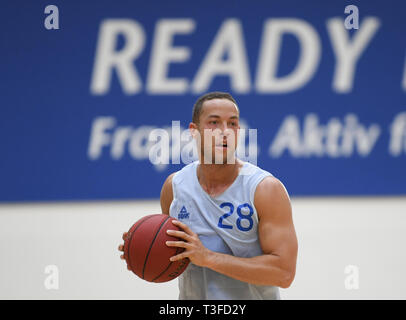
0, 0, 405, 202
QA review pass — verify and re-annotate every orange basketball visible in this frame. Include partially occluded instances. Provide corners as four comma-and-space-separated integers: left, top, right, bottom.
123, 214, 190, 282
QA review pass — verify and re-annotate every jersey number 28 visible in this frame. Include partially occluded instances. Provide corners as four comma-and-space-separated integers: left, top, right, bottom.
217, 202, 254, 232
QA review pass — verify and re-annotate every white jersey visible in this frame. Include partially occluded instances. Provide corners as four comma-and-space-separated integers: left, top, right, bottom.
169, 160, 280, 300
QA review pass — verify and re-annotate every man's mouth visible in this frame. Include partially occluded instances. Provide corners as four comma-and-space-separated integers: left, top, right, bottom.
215, 142, 228, 147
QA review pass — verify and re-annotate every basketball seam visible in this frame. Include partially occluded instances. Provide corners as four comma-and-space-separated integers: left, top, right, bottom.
151, 247, 182, 282
142, 216, 170, 279
126, 215, 155, 273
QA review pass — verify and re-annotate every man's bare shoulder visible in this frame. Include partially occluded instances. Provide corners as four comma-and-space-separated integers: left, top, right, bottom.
254, 176, 291, 219
256, 176, 288, 196
160, 172, 177, 215
164, 172, 177, 186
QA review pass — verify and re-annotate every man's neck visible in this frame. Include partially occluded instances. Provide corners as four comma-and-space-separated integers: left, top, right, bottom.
197, 158, 244, 190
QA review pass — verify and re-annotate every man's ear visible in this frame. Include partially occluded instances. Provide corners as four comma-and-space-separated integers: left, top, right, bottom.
189, 122, 198, 138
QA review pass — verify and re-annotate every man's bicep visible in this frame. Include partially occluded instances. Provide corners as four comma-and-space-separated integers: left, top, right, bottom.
160, 172, 175, 215
255, 177, 298, 264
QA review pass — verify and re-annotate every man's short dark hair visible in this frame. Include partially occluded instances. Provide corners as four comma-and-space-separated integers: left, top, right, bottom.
192, 92, 238, 124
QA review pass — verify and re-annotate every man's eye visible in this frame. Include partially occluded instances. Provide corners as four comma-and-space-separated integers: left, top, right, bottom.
210, 121, 218, 125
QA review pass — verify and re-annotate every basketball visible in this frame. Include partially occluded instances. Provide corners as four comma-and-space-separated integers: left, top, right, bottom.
123, 214, 190, 283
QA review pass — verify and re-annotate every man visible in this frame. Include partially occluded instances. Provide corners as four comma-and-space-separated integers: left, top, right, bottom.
120, 92, 298, 299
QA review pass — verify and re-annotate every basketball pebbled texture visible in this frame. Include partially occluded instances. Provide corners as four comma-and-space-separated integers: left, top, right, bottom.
123, 214, 190, 282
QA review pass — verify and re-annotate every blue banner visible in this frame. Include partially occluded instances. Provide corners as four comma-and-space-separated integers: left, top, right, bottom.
1, 0, 405, 202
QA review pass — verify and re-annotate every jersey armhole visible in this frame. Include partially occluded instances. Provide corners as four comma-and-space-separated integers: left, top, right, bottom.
171, 171, 179, 200
250, 173, 272, 211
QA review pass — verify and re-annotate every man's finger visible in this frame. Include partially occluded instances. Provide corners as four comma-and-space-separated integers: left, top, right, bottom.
118, 244, 124, 251
169, 252, 187, 262
122, 232, 128, 240
166, 240, 188, 248
166, 229, 192, 241
172, 219, 194, 235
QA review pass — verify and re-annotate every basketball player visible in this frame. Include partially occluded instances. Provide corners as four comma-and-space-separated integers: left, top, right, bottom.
119, 92, 298, 299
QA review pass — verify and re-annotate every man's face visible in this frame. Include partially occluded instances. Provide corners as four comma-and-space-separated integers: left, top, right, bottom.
190, 98, 240, 164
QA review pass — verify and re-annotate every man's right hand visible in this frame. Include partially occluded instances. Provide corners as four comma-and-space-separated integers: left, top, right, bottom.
118, 232, 131, 270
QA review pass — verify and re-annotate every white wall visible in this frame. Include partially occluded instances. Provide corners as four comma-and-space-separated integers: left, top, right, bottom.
1, 197, 405, 300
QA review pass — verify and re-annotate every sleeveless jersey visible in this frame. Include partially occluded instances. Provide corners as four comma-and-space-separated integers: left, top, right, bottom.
169, 160, 280, 300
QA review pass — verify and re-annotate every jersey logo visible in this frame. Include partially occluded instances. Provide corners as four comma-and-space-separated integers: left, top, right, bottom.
178, 206, 190, 219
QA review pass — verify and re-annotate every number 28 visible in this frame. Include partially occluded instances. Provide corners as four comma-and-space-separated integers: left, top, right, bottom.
217, 202, 254, 232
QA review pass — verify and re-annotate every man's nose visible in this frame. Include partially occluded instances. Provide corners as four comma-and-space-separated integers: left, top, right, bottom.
220, 121, 232, 135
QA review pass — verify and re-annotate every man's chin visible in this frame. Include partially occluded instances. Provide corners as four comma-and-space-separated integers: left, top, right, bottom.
211, 150, 237, 164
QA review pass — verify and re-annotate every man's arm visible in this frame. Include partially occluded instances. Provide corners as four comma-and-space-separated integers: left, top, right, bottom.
118, 172, 176, 262
160, 172, 175, 215
166, 176, 298, 288
254, 176, 298, 287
